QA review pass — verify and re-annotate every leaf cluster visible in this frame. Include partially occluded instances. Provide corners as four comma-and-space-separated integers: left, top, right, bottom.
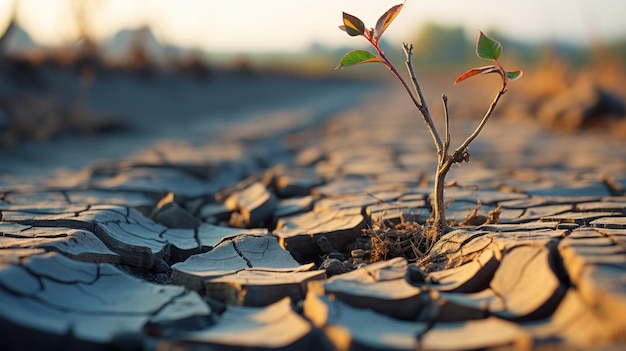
336, 3, 522, 89
454, 31, 523, 89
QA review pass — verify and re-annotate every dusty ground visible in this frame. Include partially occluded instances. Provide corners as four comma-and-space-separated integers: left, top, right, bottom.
1, 61, 625, 350
0, 62, 379, 174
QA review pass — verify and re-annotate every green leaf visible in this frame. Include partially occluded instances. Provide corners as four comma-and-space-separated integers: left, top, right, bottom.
476, 31, 502, 60
335, 50, 380, 70
374, 3, 404, 39
506, 70, 523, 81
342, 12, 365, 36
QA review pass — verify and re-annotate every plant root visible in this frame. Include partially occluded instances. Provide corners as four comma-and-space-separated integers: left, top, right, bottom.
364, 220, 437, 263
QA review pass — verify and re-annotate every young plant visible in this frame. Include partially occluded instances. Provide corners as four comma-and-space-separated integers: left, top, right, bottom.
336, 2, 522, 237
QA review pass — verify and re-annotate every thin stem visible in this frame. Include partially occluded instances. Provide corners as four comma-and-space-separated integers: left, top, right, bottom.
432, 159, 451, 234
451, 88, 506, 161
401, 44, 443, 153
375, 47, 422, 116
433, 88, 506, 234
403, 44, 430, 115
441, 94, 450, 154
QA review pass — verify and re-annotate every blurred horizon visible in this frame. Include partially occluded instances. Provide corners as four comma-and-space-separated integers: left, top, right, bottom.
1, 0, 626, 169
1, 0, 625, 55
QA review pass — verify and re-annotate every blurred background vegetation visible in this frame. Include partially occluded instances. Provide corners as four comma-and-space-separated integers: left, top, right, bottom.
2, 1, 625, 78
0, 0, 625, 150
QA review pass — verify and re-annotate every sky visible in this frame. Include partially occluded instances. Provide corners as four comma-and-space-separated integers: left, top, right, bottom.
0, 0, 625, 53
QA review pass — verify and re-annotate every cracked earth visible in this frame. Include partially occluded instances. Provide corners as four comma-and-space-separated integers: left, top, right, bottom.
1, 86, 626, 351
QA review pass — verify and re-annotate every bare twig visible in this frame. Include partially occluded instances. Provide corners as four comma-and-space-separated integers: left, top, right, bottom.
403, 44, 427, 109
402, 43, 443, 153
451, 88, 506, 163
442, 94, 450, 154
375, 48, 422, 115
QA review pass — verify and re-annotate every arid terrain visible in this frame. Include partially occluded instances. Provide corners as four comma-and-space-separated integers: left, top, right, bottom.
1, 52, 625, 350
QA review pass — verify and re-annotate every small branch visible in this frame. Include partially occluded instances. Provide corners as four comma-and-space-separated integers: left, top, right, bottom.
403, 44, 427, 109
375, 47, 422, 115
442, 94, 450, 154
451, 88, 506, 162
402, 43, 443, 153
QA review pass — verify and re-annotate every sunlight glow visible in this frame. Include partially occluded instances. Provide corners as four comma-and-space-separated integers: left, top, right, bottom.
0, 0, 624, 52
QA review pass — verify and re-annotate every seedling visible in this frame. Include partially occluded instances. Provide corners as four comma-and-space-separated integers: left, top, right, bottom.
337, 2, 522, 239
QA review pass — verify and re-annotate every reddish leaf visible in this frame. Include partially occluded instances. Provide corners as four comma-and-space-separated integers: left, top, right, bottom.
453, 65, 500, 85
374, 3, 404, 39
336, 50, 380, 70
342, 12, 365, 36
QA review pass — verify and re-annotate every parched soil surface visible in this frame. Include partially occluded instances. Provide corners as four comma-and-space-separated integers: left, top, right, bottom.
1, 79, 625, 351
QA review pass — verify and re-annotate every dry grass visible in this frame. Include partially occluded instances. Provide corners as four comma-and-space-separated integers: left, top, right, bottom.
363, 200, 502, 266
364, 218, 437, 263
457, 202, 501, 227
